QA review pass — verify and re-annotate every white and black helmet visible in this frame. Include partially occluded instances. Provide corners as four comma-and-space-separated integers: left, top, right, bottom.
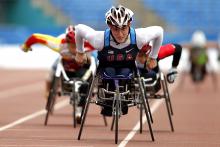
105, 5, 134, 28
191, 30, 207, 47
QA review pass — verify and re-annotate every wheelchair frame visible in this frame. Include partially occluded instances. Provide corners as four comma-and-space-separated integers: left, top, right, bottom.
77, 65, 154, 144
142, 71, 174, 132
44, 57, 93, 128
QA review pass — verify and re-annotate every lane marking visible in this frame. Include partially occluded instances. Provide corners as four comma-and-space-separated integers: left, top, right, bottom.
0, 82, 43, 100
119, 77, 180, 147
0, 75, 181, 146
118, 100, 163, 147
0, 99, 69, 132
118, 99, 163, 147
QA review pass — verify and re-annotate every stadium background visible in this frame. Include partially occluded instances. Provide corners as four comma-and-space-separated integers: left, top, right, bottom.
0, 0, 220, 44
0, 0, 220, 71
0, 1, 220, 147
0, 0, 219, 71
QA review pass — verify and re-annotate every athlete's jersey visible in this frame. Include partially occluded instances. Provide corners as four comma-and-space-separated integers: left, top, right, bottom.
98, 28, 139, 68
75, 24, 163, 59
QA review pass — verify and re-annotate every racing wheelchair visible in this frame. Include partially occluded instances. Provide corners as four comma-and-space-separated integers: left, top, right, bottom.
109, 68, 174, 133
44, 57, 108, 127
77, 63, 154, 144
189, 45, 208, 83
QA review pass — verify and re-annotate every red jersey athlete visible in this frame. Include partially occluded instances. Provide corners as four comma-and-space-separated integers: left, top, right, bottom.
136, 43, 182, 84
21, 25, 96, 121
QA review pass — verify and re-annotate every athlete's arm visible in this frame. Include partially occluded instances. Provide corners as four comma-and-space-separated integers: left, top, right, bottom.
22, 33, 62, 52
75, 24, 104, 53
158, 44, 182, 68
136, 26, 163, 59
81, 56, 96, 81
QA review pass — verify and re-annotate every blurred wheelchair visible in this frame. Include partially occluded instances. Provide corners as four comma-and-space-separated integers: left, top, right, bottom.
77, 63, 154, 144
189, 44, 208, 83
44, 57, 94, 128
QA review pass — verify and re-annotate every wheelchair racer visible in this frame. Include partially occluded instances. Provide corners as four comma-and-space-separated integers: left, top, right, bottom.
136, 43, 182, 92
74, 5, 163, 116
21, 25, 96, 121
189, 30, 208, 83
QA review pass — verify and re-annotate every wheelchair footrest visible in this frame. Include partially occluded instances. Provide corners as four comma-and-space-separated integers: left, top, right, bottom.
95, 101, 112, 108
127, 103, 136, 107
148, 94, 164, 99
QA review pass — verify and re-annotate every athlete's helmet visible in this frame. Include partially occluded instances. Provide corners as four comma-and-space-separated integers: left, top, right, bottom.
191, 30, 207, 47
105, 5, 134, 28
65, 25, 75, 43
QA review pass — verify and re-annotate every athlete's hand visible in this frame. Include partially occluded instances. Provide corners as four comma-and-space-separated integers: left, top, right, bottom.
146, 57, 157, 69
167, 67, 178, 83
20, 44, 32, 52
75, 52, 87, 64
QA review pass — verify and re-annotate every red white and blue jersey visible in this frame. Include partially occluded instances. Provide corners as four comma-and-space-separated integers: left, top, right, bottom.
98, 28, 139, 68
75, 24, 163, 59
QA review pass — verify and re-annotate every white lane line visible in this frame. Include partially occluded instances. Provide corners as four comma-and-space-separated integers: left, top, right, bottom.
118, 77, 180, 147
0, 82, 43, 100
0, 99, 69, 132
118, 100, 163, 147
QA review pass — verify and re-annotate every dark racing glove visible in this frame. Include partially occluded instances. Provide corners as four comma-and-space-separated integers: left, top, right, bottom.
167, 67, 178, 83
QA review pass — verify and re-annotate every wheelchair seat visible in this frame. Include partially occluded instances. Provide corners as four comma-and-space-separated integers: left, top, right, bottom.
96, 68, 136, 116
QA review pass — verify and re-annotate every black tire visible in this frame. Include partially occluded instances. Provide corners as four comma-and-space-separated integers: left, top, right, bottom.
111, 115, 115, 131
164, 75, 174, 115
71, 83, 77, 128
115, 86, 120, 144
140, 103, 143, 134
44, 76, 58, 126
161, 76, 174, 132
115, 97, 119, 144
138, 77, 155, 141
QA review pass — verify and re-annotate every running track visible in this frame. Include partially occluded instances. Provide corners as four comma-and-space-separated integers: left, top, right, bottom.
0, 69, 220, 147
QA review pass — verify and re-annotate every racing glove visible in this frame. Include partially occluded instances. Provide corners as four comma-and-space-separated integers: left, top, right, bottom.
167, 67, 178, 83
20, 44, 32, 52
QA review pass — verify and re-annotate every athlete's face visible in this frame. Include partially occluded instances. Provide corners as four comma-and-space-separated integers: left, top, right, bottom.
109, 22, 131, 43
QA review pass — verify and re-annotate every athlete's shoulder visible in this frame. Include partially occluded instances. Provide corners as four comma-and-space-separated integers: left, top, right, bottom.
75, 24, 104, 42
75, 24, 95, 32
135, 26, 163, 35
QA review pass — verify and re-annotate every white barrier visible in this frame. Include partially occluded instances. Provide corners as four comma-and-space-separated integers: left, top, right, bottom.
0, 45, 219, 72
0, 45, 59, 69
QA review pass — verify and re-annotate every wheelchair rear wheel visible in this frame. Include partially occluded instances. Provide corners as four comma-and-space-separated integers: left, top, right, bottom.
44, 76, 59, 126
